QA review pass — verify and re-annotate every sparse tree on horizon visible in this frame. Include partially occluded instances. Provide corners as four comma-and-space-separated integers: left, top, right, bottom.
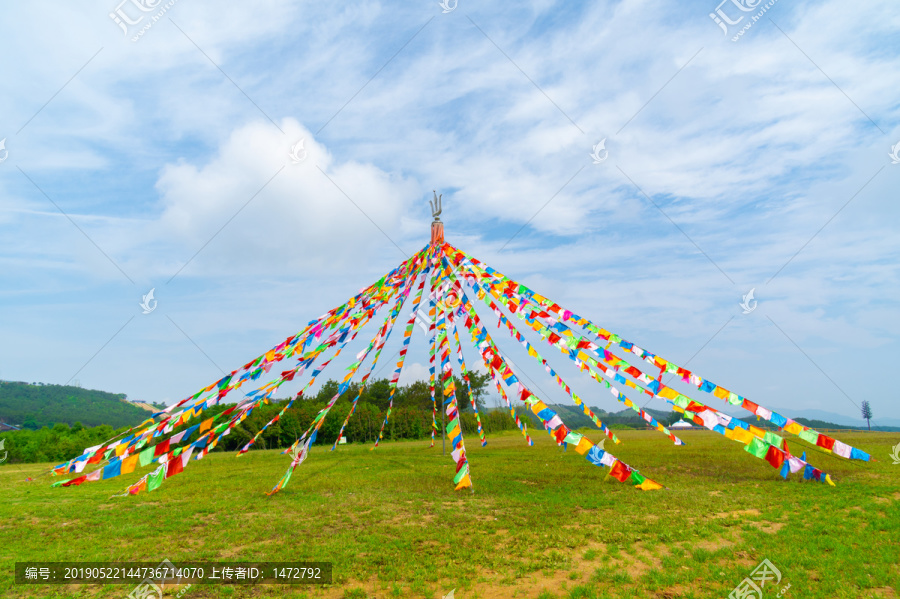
861, 400, 872, 431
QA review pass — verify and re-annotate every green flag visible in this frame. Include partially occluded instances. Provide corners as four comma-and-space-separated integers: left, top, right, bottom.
139, 446, 154, 468
453, 466, 468, 484
147, 466, 165, 492
629, 470, 647, 486
744, 437, 769, 459
799, 429, 818, 444
763, 431, 784, 449
673, 395, 690, 409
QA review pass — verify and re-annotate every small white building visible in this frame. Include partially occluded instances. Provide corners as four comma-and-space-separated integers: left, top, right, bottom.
669, 420, 695, 429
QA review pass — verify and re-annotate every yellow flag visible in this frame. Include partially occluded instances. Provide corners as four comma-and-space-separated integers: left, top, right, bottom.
637, 479, 664, 491
784, 422, 803, 435
121, 454, 140, 475
732, 428, 755, 445
748, 425, 766, 438
454, 474, 472, 490
573, 437, 593, 456
658, 387, 678, 399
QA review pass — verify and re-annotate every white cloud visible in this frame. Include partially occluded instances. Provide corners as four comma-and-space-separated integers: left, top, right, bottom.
153, 118, 418, 275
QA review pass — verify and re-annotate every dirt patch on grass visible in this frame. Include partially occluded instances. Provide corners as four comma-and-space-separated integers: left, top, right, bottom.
714, 508, 760, 519
694, 536, 734, 551
385, 511, 436, 526
748, 520, 785, 534
653, 585, 689, 598
217, 539, 274, 558
724, 549, 757, 569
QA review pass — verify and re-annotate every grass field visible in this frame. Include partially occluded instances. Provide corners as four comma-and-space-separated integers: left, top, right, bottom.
1, 429, 898, 599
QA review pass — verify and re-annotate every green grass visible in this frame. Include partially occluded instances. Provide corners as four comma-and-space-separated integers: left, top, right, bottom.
1, 430, 898, 598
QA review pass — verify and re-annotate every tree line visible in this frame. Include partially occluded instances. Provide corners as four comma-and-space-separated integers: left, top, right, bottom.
0, 375, 528, 464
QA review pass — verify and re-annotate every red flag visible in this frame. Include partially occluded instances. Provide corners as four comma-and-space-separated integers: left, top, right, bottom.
764, 445, 785, 469
553, 427, 568, 445
609, 460, 632, 482
816, 435, 835, 451
154, 439, 170, 457
625, 366, 642, 378
166, 454, 184, 478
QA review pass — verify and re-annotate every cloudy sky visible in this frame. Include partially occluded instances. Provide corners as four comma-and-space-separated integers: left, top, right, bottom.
0, 0, 897, 425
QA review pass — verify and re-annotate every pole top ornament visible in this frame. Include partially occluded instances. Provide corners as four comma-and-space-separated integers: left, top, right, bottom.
430, 191, 442, 222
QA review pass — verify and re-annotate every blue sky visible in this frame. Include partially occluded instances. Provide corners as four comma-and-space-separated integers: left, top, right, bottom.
0, 0, 897, 425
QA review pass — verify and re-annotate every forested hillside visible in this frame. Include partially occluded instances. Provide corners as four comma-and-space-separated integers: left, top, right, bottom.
0, 381, 156, 429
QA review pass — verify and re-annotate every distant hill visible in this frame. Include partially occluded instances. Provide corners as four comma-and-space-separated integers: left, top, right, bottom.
737, 415, 900, 433
512, 404, 677, 430
605, 406, 675, 427
0, 381, 156, 429
789, 408, 900, 429
791, 417, 900, 433
515, 403, 900, 433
